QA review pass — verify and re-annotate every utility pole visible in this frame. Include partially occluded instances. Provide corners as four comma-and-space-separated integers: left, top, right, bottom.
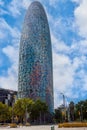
40, 111, 41, 124
25, 105, 27, 124
81, 105, 83, 122
60, 93, 66, 122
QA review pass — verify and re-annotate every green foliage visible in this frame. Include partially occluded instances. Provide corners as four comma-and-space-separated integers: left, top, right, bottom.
0, 98, 49, 124
75, 100, 87, 121
69, 101, 74, 121
30, 99, 48, 120
54, 108, 62, 123
13, 98, 34, 122
0, 102, 11, 122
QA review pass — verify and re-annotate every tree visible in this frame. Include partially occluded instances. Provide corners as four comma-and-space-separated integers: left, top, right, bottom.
13, 98, 48, 124
75, 100, 87, 121
13, 98, 34, 123
30, 99, 48, 124
0, 102, 11, 122
69, 101, 74, 121
54, 108, 62, 123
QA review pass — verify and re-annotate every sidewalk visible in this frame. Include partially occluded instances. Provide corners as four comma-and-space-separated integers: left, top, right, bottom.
0, 125, 87, 130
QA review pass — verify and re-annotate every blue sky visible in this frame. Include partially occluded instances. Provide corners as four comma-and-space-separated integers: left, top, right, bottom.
0, 0, 87, 108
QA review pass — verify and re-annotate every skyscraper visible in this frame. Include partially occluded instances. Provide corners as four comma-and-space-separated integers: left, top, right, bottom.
18, 1, 54, 113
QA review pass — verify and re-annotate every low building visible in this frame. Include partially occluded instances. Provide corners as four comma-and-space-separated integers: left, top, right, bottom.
0, 88, 17, 106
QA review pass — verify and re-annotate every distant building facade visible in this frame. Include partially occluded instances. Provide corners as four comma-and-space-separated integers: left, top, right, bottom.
0, 88, 17, 106
18, 1, 54, 113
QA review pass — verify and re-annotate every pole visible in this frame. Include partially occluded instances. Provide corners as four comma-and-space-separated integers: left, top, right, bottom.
44, 113, 45, 124
81, 105, 83, 122
60, 93, 66, 122
40, 111, 41, 124
12, 102, 14, 123
25, 105, 27, 124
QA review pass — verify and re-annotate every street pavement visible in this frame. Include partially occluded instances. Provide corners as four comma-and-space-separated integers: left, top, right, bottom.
0, 125, 87, 130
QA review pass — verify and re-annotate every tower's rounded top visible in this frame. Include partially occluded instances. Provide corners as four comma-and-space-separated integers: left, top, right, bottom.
30, 1, 43, 6
26, 1, 45, 17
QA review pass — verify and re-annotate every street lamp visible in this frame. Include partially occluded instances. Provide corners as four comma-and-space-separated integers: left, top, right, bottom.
80, 105, 83, 122
25, 104, 28, 124
60, 93, 66, 122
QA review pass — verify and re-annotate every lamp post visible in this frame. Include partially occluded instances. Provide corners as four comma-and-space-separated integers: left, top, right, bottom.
25, 105, 27, 124
60, 93, 66, 122
25, 104, 30, 124
80, 105, 83, 122
12, 102, 14, 123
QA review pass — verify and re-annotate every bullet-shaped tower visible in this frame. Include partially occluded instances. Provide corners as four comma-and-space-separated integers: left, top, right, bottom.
18, 1, 54, 113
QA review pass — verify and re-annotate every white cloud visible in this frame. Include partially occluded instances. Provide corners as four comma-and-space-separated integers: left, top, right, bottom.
71, 38, 87, 56
49, 0, 58, 6
8, 0, 31, 17
51, 33, 75, 107
83, 75, 87, 91
0, 18, 20, 40
71, 0, 82, 3
0, 31, 5, 39
2, 45, 18, 64
0, 43, 19, 90
0, 9, 9, 15
79, 40, 87, 54
0, 16, 20, 90
21, 0, 31, 9
0, 0, 4, 6
0, 70, 18, 90
74, 0, 87, 38
52, 31, 87, 107
53, 52, 74, 92
8, 0, 21, 17
53, 51, 72, 107
51, 33, 69, 53
49, 0, 66, 7
53, 51, 87, 106
0, 15, 20, 89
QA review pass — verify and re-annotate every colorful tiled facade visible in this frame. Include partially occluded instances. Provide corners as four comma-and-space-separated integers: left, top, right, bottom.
18, 1, 54, 113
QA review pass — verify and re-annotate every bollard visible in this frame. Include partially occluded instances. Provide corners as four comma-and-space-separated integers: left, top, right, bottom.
51, 125, 54, 130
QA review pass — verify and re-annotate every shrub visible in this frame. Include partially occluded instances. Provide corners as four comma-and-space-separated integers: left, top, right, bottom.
19, 123, 23, 126
58, 122, 87, 128
25, 122, 31, 126
9, 123, 17, 128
